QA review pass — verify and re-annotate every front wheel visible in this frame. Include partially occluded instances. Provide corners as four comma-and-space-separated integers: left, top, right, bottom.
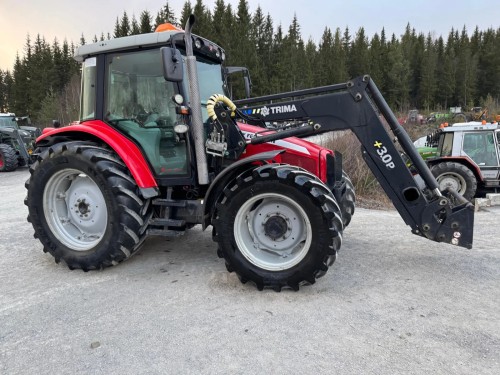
213, 164, 343, 291
25, 142, 150, 270
338, 171, 356, 227
431, 162, 477, 201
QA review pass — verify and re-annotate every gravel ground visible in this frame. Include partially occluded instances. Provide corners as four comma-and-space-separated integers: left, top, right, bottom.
1, 169, 499, 375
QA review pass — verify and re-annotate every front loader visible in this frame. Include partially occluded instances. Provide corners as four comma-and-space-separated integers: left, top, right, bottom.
25, 16, 474, 291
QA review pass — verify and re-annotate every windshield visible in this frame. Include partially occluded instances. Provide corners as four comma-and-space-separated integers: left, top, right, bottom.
196, 58, 225, 105
182, 55, 225, 122
0, 116, 19, 129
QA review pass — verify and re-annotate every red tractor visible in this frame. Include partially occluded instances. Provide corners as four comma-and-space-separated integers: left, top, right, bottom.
25, 17, 474, 291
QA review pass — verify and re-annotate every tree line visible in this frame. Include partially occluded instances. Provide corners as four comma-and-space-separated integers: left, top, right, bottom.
1, 0, 500, 125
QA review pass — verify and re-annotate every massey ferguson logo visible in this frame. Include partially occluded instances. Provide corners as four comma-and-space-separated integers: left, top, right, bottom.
260, 104, 297, 117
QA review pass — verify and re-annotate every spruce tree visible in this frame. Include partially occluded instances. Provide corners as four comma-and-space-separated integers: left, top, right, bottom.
120, 12, 131, 37
130, 15, 140, 35
419, 34, 437, 110
348, 27, 370, 78
139, 10, 153, 34
180, 1, 193, 28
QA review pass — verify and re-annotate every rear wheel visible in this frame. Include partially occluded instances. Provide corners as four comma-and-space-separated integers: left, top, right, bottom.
25, 142, 150, 270
213, 164, 343, 291
453, 113, 467, 123
0, 144, 19, 172
431, 162, 477, 201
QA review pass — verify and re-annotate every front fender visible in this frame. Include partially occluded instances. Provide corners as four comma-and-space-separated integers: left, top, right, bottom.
202, 150, 284, 229
37, 121, 158, 194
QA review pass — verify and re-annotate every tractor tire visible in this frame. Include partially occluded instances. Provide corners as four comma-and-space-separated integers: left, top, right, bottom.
453, 113, 467, 123
339, 171, 356, 227
25, 142, 150, 270
431, 162, 477, 201
0, 144, 19, 172
213, 163, 343, 291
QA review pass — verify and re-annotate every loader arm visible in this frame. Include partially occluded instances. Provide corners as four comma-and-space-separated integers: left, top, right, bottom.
233, 75, 474, 249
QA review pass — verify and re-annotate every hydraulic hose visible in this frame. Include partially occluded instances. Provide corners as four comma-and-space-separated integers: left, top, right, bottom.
206, 94, 237, 121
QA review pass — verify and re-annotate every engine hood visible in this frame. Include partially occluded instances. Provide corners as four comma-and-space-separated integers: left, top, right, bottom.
0, 127, 31, 137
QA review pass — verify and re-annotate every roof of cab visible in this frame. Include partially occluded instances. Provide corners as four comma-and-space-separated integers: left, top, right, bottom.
74, 29, 182, 62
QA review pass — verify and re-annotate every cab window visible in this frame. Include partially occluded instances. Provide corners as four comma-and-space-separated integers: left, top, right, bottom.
462, 132, 498, 166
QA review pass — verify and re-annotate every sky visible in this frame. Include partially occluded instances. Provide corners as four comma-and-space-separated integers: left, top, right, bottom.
1, 0, 499, 71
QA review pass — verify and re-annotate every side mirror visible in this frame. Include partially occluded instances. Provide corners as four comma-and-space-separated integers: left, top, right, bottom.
243, 75, 251, 99
161, 47, 183, 82
224, 66, 252, 99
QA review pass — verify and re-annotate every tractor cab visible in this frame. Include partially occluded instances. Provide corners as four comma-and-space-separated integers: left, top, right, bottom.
76, 24, 227, 180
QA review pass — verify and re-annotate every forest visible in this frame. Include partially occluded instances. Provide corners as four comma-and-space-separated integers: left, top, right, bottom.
1, 0, 500, 126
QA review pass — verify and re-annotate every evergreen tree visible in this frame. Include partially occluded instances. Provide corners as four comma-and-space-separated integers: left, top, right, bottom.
163, 2, 178, 25
455, 27, 477, 107
332, 28, 349, 82
342, 27, 351, 52
113, 17, 121, 38
212, 0, 231, 48
444, 29, 458, 106
0, 70, 5, 112
130, 15, 140, 35
368, 32, 384, 89
192, 0, 213, 37
250, 6, 267, 95
477, 28, 500, 102
155, 2, 177, 28
348, 27, 370, 78
12, 53, 29, 115
139, 10, 153, 34
3, 70, 14, 111
270, 25, 286, 93
282, 15, 303, 90
180, 1, 193, 28
383, 36, 410, 108
120, 12, 131, 37
316, 27, 333, 85
302, 38, 316, 89
419, 34, 437, 109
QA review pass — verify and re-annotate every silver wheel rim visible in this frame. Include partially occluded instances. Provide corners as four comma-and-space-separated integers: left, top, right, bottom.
43, 169, 108, 251
436, 172, 467, 195
234, 193, 312, 271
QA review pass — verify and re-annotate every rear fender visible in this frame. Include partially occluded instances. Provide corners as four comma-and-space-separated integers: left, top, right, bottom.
36, 120, 158, 197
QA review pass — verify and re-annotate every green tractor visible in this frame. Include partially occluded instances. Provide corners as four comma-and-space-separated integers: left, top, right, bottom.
0, 113, 39, 172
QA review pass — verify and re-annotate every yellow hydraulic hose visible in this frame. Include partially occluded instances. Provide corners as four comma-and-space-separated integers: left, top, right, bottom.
206, 94, 237, 121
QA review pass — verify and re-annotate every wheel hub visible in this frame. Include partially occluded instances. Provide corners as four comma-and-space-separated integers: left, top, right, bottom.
69, 195, 97, 223
263, 214, 290, 240
437, 173, 464, 193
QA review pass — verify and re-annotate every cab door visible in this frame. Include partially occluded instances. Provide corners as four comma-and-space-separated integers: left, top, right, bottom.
104, 49, 189, 178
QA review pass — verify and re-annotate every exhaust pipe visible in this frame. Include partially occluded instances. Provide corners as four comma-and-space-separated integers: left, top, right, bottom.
184, 15, 209, 185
